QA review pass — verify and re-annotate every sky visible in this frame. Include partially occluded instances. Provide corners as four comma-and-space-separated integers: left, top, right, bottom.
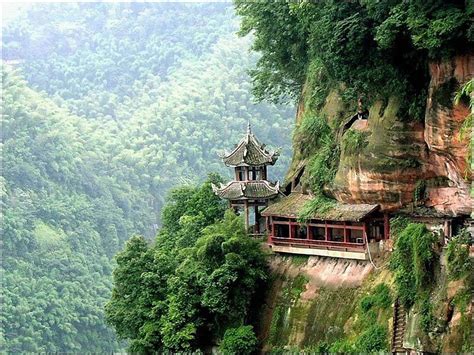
2, 2, 31, 24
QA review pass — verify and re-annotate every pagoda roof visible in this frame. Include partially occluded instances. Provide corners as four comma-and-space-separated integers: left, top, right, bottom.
261, 193, 379, 222
220, 123, 279, 167
212, 180, 280, 200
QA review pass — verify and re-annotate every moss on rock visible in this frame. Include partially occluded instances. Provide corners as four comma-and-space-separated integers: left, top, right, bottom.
259, 256, 395, 352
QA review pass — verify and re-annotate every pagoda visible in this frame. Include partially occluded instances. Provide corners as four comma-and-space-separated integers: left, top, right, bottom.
212, 123, 281, 234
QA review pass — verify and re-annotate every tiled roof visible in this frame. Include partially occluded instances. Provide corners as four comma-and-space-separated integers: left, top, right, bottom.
220, 124, 279, 167
261, 193, 379, 222
397, 206, 454, 219
212, 180, 280, 200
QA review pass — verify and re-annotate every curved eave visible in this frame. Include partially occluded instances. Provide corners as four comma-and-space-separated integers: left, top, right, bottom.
212, 180, 280, 200
223, 159, 278, 168
221, 133, 279, 167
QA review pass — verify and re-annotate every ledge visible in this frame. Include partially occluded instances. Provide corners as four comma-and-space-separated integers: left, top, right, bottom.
269, 244, 368, 260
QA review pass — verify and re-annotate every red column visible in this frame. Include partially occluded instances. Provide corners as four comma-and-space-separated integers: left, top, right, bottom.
324, 221, 328, 241
289, 221, 293, 239
266, 217, 271, 244
271, 217, 274, 238
307, 225, 311, 240
343, 222, 348, 243
383, 213, 390, 239
363, 223, 368, 244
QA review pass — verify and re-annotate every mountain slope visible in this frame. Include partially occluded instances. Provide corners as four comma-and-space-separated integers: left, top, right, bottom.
1, 3, 294, 351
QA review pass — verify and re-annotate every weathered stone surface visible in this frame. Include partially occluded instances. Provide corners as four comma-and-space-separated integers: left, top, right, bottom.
331, 98, 427, 211
351, 119, 368, 131
423, 55, 473, 215
305, 54, 473, 214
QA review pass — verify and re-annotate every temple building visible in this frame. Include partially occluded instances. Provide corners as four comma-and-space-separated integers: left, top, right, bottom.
212, 123, 282, 234
261, 192, 390, 260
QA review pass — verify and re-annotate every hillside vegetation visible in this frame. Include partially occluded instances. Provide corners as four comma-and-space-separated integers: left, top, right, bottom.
236, 0, 473, 209
235, 1, 473, 353
105, 177, 267, 352
1, 3, 293, 352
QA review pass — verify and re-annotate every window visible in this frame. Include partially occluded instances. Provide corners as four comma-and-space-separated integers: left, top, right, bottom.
347, 229, 363, 243
329, 228, 344, 242
236, 167, 245, 181
292, 225, 307, 239
275, 224, 289, 238
310, 226, 325, 240
249, 167, 261, 180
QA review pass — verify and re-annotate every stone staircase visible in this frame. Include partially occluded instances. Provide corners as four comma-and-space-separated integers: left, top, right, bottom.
392, 298, 407, 354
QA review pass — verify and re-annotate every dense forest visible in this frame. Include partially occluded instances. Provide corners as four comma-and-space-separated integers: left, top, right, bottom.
3, 1, 472, 353
1, 3, 293, 352
101, 1, 473, 353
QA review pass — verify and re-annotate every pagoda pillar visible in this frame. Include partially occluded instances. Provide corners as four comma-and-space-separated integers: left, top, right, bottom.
254, 205, 259, 234
244, 200, 249, 231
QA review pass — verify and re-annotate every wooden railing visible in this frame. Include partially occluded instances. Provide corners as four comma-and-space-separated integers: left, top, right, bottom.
270, 236, 366, 252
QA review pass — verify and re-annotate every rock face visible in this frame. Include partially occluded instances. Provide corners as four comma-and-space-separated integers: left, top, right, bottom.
423, 55, 473, 215
256, 255, 382, 351
309, 54, 473, 214
332, 97, 427, 211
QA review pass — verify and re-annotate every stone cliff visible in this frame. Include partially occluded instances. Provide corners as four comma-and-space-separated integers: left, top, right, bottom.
289, 54, 473, 215
257, 254, 472, 353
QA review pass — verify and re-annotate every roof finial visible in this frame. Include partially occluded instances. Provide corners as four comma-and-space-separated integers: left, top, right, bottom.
247, 121, 251, 135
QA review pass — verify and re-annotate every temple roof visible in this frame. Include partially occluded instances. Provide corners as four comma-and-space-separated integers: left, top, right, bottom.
396, 206, 454, 219
212, 180, 280, 200
220, 123, 279, 167
261, 193, 379, 222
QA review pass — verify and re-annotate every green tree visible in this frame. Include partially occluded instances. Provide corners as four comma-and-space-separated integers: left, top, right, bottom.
106, 188, 267, 352
235, 0, 472, 120
219, 325, 258, 355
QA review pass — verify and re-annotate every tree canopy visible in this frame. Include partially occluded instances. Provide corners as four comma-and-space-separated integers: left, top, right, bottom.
1, 3, 292, 352
235, 0, 473, 119
105, 179, 267, 352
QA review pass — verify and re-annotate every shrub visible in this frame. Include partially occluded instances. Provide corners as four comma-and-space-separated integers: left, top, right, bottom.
354, 324, 388, 352
390, 223, 437, 308
342, 129, 369, 154
390, 216, 410, 240
219, 325, 258, 355
360, 283, 392, 313
452, 288, 473, 352
372, 284, 392, 309
360, 296, 375, 313
305, 136, 340, 192
418, 292, 435, 333
446, 229, 472, 280
412, 225, 438, 289
305, 341, 330, 354
294, 113, 332, 158
329, 339, 353, 353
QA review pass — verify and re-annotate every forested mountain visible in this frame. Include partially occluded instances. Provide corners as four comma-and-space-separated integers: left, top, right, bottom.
1, 3, 293, 352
